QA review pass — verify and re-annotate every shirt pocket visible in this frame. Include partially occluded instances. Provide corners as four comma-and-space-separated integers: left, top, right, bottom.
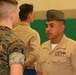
53, 57, 66, 64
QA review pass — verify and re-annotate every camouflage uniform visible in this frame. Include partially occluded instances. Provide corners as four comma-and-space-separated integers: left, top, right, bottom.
0, 26, 25, 75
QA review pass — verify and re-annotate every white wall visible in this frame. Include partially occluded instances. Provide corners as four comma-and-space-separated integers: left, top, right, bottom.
18, 0, 76, 11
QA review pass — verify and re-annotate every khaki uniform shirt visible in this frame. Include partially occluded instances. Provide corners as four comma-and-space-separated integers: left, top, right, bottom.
0, 26, 25, 75
13, 22, 40, 67
36, 35, 76, 75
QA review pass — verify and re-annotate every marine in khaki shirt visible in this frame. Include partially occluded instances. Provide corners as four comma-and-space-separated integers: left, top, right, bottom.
36, 35, 76, 75
36, 10, 76, 75
13, 4, 40, 69
13, 22, 40, 67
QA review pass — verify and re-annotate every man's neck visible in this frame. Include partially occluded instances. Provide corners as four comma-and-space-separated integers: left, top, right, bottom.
0, 20, 12, 29
51, 34, 63, 44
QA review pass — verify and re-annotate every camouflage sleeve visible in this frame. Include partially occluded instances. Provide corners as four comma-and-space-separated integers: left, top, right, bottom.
9, 52, 25, 65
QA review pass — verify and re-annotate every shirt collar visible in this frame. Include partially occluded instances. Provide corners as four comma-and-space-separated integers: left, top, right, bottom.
19, 21, 30, 27
53, 35, 67, 50
0, 26, 11, 31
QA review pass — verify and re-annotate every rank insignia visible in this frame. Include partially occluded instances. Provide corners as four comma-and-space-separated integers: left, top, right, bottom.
55, 50, 66, 56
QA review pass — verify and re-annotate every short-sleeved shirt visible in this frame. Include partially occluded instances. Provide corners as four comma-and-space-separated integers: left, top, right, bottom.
0, 26, 25, 75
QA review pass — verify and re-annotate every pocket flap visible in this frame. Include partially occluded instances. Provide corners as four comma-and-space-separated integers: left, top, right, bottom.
53, 57, 66, 64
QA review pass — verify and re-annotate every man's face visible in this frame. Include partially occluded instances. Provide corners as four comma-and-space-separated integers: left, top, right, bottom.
30, 11, 35, 22
45, 20, 64, 40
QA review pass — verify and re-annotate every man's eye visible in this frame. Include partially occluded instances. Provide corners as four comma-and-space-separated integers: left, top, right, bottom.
45, 25, 48, 28
50, 25, 54, 27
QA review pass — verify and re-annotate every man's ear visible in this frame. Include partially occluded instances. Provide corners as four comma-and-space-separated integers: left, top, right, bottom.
10, 12, 15, 22
61, 24, 65, 32
28, 13, 32, 19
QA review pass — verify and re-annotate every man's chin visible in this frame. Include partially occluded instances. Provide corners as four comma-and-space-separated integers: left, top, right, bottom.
47, 37, 52, 40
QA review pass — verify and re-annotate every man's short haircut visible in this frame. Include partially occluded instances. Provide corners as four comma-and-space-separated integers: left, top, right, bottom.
0, 0, 18, 5
19, 3, 33, 21
0, 0, 18, 20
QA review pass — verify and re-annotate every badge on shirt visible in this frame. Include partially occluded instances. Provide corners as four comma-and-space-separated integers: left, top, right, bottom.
55, 50, 66, 56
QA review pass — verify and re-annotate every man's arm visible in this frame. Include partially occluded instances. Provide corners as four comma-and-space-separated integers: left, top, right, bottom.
36, 51, 43, 75
71, 46, 76, 74
9, 52, 25, 75
10, 64, 23, 75
36, 72, 43, 75
25, 32, 40, 67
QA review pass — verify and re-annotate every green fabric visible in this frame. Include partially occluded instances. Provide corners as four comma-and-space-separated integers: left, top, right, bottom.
31, 18, 76, 44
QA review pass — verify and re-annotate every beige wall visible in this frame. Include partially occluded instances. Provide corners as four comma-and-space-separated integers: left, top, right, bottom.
18, 0, 76, 19
18, 0, 76, 11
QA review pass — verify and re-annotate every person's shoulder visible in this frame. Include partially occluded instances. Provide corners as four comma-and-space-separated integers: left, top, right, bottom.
67, 37, 76, 45
30, 28, 37, 32
67, 37, 76, 43
30, 28, 39, 35
13, 24, 21, 31
41, 40, 50, 47
8, 33, 25, 53
39, 40, 50, 56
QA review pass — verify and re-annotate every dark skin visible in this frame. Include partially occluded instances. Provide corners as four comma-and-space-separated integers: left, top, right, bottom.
45, 20, 65, 44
